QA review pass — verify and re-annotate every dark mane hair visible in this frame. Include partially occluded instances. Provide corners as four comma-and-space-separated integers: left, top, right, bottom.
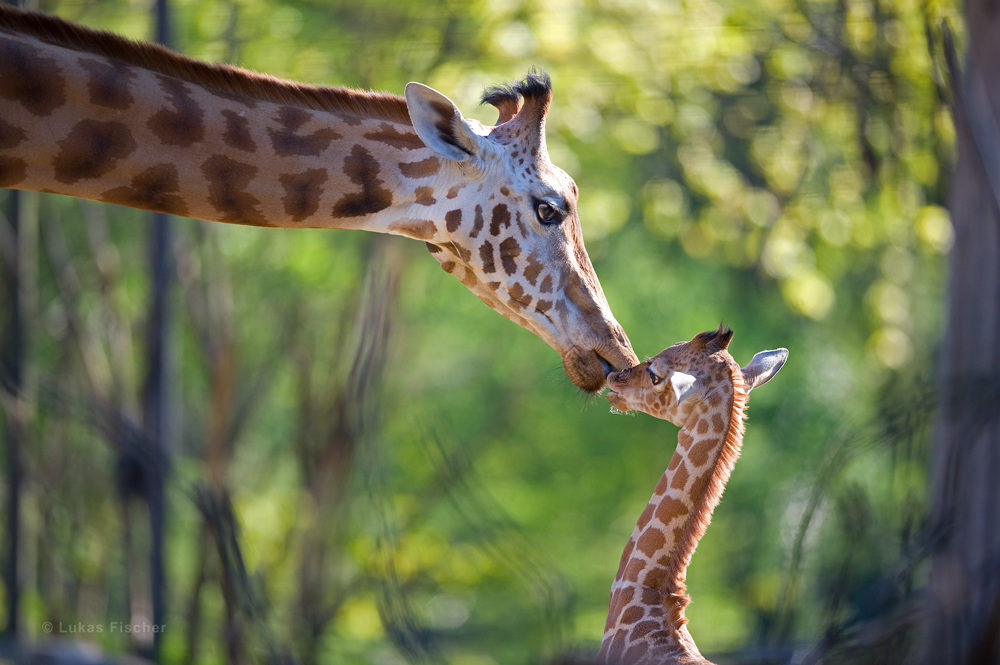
692, 324, 734, 351
0, 4, 411, 123
480, 69, 552, 108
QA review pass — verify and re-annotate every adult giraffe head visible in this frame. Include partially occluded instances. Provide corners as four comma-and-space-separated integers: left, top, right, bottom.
405, 73, 638, 391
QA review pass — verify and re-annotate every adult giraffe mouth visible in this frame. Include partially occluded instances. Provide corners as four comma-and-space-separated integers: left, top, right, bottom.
562, 347, 625, 393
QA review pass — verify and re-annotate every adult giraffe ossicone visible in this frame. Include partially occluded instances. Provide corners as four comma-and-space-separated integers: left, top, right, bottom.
0, 5, 638, 391
600, 327, 787, 664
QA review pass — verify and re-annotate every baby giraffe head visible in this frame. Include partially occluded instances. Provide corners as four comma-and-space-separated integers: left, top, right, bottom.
606, 326, 788, 424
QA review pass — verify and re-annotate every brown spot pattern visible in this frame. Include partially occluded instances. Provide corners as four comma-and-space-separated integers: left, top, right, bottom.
636, 503, 655, 530
499, 237, 521, 275
470, 204, 484, 238
608, 630, 626, 664
535, 299, 552, 315
697, 418, 709, 435
415, 186, 436, 206
207, 88, 257, 108
623, 559, 644, 582
490, 203, 511, 236
0, 157, 27, 187
479, 241, 495, 273
389, 219, 437, 240
654, 497, 689, 525
201, 154, 265, 224
678, 431, 693, 450
667, 451, 682, 471
222, 110, 256, 152
279, 168, 328, 222
364, 122, 425, 150
670, 462, 689, 489
100, 163, 188, 215
623, 643, 649, 663
0, 37, 66, 116
445, 209, 462, 233
632, 620, 658, 640
148, 75, 204, 146
688, 438, 718, 467
399, 156, 440, 178
54, 119, 136, 184
712, 413, 725, 433
508, 282, 532, 309
332, 145, 393, 218
643, 566, 666, 588
447, 241, 472, 262
446, 183, 466, 199
0, 117, 27, 149
79, 58, 135, 110
523, 253, 544, 285
621, 605, 644, 625
515, 211, 528, 239
268, 107, 340, 156
654, 474, 669, 495
539, 274, 554, 293
636, 528, 666, 557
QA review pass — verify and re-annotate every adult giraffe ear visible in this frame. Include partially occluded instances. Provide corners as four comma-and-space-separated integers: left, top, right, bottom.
405, 83, 488, 166
670, 371, 698, 404
741, 349, 789, 391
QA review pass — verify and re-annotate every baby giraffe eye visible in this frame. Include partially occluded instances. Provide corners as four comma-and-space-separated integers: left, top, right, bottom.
536, 201, 565, 225
647, 368, 663, 386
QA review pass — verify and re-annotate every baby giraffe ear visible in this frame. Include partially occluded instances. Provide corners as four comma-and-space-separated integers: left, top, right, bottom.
405, 83, 487, 165
670, 371, 698, 404
741, 348, 788, 391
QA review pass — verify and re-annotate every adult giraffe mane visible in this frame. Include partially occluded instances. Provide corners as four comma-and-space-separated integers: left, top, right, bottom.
0, 4, 412, 125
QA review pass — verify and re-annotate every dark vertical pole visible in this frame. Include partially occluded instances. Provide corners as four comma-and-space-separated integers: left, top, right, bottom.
141, 0, 173, 660
1, 0, 24, 632
1, 190, 21, 641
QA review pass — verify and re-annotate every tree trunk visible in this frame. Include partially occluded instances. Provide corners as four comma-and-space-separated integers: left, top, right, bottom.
923, 4, 1000, 663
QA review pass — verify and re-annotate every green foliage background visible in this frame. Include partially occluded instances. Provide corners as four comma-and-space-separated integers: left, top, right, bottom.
0, 0, 963, 662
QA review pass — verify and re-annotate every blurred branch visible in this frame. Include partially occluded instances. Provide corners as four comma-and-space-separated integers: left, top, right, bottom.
79, 200, 136, 412
193, 486, 297, 665
40, 210, 116, 404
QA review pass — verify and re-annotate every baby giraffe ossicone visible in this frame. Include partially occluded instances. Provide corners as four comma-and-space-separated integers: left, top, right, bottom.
598, 326, 787, 665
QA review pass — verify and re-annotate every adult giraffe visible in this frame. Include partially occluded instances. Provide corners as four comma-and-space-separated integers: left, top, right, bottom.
0, 5, 638, 391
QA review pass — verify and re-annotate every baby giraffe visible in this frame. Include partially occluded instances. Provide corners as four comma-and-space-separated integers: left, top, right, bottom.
598, 326, 787, 665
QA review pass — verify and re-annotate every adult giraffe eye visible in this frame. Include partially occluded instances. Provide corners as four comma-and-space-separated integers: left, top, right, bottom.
536, 201, 564, 225
647, 368, 663, 386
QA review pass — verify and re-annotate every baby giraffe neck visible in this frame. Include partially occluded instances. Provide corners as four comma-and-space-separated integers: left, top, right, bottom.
598, 364, 747, 665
